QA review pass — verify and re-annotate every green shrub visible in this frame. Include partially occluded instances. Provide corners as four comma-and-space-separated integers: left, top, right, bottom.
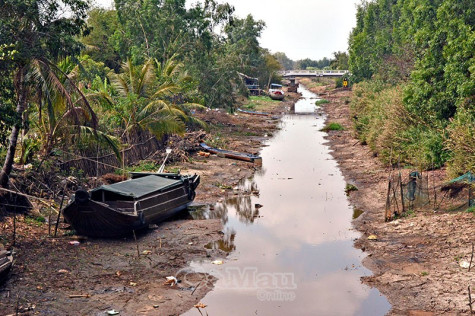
315, 99, 330, 106
445, 106, 475, 177
345, 183, 358, 195
115, 160, 159, 174
349, 81, 451, 169
25, 215, 46, 226
321, 122, 344, 132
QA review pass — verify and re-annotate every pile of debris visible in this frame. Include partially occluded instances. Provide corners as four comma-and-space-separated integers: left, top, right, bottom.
151, 131, 207, 164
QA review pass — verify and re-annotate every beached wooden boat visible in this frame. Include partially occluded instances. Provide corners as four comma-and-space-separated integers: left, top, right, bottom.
237, 108, 269, 116
269, 83, 285, 100
63, 173, 200, 238
0, 249, 13, 284
200, 143, 262, 165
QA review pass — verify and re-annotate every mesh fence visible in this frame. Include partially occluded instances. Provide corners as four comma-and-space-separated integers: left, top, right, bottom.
385, 171, 474, 221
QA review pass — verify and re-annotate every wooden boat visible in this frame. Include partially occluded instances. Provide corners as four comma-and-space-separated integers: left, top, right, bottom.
237, 108, 269, 116
200, 143, 262, 165
269, 83, 285, 100
287, 78, 299, 93
0, 249, 13, 285
63, 173, 200, 238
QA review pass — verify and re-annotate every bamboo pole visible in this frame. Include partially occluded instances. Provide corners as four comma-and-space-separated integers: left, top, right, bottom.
54, 189, 67, 238
391, 177, 400, 216
399, 171, 405, 214
133, 230, 140, 258
385, 179, 392, 221
469, 242, 474, 273
469, 286, 473, 314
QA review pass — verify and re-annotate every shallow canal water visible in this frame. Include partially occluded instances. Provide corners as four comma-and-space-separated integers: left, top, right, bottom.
184, 85, 390, 315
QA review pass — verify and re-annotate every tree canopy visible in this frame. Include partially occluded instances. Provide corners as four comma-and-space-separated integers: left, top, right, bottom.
348, 0, 475, 174
0, 0, 285, 187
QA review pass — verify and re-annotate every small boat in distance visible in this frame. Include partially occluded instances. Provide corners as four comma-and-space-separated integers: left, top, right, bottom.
269, 83, 285, 100
63, 172, 200, 238
200, 143, 262, 165
237, 108, 269, 117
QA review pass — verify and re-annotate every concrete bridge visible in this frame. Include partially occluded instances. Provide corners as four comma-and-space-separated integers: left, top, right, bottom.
278, 69, 349, 78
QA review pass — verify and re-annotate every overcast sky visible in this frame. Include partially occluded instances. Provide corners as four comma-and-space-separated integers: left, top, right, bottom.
94, 0, 361, 61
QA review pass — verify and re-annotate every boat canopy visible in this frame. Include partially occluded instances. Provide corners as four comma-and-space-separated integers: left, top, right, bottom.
91, 175, 182, 199
270, 83, 283, 89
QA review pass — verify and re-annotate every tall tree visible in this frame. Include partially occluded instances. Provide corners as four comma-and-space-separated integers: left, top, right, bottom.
0, 0, 92, 187
81, 8, 122, 72
273, 52, 294, 70
330, 51, 349, 70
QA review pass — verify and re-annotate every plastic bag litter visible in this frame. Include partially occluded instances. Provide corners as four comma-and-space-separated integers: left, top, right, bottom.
459, 260, 473, 269
164, 276, 178, 286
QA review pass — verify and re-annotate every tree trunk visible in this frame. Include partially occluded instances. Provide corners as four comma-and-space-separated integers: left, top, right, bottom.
0, 70, 28, 188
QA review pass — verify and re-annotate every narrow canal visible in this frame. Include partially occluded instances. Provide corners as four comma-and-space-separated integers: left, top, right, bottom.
185, 85, 390, 315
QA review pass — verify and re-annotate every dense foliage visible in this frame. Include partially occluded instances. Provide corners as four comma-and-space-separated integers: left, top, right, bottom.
348, 0, 475, 175
0, 0, 93, 186
0, 0, 283, 187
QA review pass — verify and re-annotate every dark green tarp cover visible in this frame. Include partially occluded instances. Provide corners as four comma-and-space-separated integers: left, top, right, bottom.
449, 172, 475, 184
92, 175, 182, 199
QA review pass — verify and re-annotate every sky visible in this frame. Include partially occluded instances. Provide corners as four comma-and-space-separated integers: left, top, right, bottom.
94, 0, 361, 61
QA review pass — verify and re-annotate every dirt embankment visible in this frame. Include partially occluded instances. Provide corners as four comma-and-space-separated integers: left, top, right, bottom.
0, 93, 299, 315
301, 78, 474, 316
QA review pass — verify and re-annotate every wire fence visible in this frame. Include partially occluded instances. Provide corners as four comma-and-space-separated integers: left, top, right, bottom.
60, 136, 163, 177
385, 171, 474, 221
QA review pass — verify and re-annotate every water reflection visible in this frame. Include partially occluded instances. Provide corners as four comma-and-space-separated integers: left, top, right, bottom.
294, 86, 320, 113
184, 85, 390, 315
191, 178, 262, 225
205, 228, 236, 253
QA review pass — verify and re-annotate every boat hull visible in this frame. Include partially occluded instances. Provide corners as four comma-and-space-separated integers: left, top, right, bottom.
269, 92, 285, 100
0, 250, 13, 285
63, 174, 199, 238
200, 143, 262, 165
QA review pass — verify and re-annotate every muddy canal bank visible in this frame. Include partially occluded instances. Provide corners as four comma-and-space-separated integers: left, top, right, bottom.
0, 94, 298, 315
301, 78, 475, 315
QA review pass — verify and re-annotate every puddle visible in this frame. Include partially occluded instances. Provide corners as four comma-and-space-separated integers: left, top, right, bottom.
184, 85, 390, 315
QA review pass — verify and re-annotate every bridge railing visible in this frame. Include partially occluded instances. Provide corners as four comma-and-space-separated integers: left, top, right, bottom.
277, 70, 350, 77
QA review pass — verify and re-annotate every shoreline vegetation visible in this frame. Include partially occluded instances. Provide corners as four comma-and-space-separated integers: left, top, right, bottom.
301, 77, 474, 315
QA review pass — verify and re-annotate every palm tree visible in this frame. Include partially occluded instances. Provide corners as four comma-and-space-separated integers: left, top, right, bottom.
31, 58, 120, 160
109, 57, 205, 144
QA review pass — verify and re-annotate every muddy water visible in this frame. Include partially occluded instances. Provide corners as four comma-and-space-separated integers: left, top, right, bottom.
184, 85, 390, 315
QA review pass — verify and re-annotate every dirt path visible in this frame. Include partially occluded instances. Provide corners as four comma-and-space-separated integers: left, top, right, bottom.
0, 93, 299, 315
300, 78, 475, 315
